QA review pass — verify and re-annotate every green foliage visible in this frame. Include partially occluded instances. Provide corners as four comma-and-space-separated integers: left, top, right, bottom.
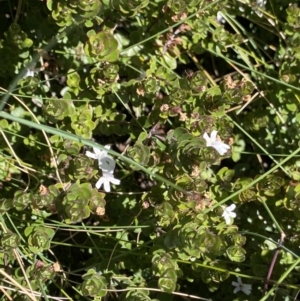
1, 232, 20, 249
85, 31, 119, 62
81, 269, 108, 297
1, 0, 300, 300
25, 225, 55, 253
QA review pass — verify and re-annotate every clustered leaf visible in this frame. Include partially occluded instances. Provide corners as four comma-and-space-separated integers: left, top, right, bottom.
0, 0, 300, 300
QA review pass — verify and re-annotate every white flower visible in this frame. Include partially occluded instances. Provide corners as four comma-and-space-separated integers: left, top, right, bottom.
24, 69, 35, 78
98, 156, 116, 173
253, 0, 266, 17
222, 204, 236, 225
232, 277, 252, 295
95, 171, 120, 192
86, 145, 111, 161
203, 130, 230, 155
217, 11, 226, 24
86, 145, 116, 172
87, 145, 120, 191
256, 0, 266, 7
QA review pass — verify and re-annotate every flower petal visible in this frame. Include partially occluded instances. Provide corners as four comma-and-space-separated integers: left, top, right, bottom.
93, 147, 103, 156
86, 151, 98, 159
110, 177, 120, 185
213, 141, 230, 155
24, 69, 35, 78
210, 130, 218, 140
237, 277, 242, 285
225, 216, 231, 225
222, 143, 231, 150
242, 284, 252, 295
213, 145, 226, 155
203, 132, 210, 141
217, 11, 226, 24
95, 177, 105, 189
102, 172, 120, 185
103, 179, 111, 192
227, 204, 236, 211
230, 212, 237, 218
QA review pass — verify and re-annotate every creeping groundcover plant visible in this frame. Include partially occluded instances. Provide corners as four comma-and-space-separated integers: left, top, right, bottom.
1, 1, 300, 301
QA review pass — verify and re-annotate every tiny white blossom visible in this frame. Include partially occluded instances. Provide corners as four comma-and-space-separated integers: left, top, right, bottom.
222, 204, 236, 225
95, 171, 120, 192
86, 145, 117, 172
203, 130, 230, 155
217, 11, 226, 24
98, 156, 116, 173
232, 277, 252, 295
253, 0, 266, 17
256, 0, 266, 7
85, 145, 111, 161
24, 69, 35, 78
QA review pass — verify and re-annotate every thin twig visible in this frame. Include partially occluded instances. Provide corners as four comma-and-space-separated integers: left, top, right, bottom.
0, 218, 37, 301
0, 87, 63, 187
0, 284, 69, 300
263, 232, 286, 294
0, 269, 37, 301
14, 0, 23, 23
106, 287, 212, 301
0, 286, 13, 300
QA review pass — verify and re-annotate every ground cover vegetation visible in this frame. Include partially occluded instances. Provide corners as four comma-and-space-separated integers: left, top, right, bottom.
0, 0, 300, 300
